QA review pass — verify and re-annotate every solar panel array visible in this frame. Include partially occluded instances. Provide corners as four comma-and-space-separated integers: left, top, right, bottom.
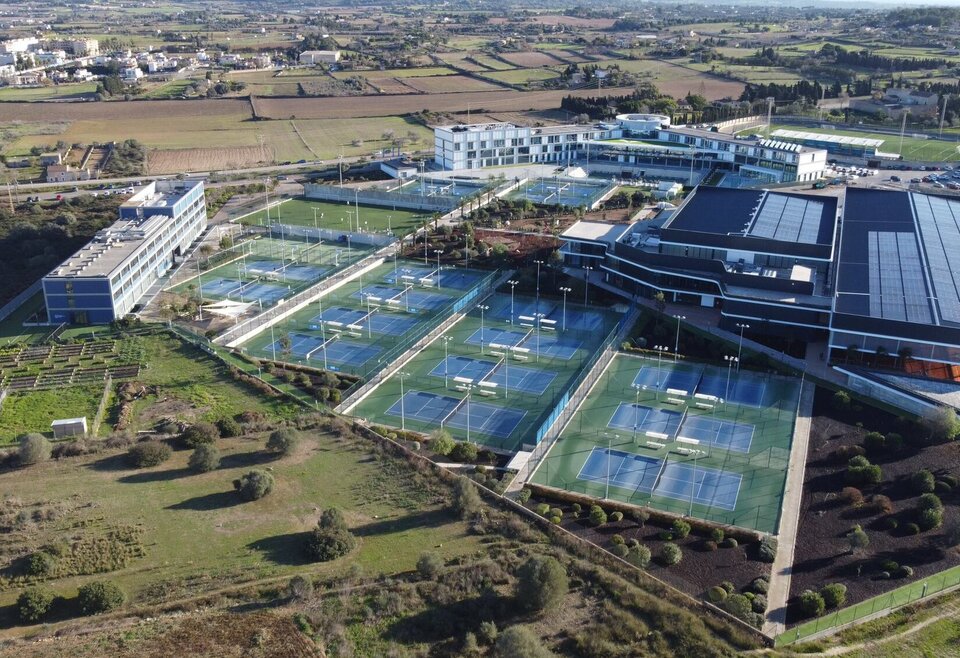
913, 194, 960, 324
867, 231, 931, 323
748, 193, 824, 244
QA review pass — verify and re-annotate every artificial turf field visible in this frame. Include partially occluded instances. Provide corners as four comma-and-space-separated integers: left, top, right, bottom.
239, 197, 431, 237
529, 353, 801, 533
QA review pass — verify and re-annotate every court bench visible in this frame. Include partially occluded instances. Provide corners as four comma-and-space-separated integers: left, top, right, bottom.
673, 447, 696, 456
478, 389, 496, 397
665, 397, 685, 405
694, 402, 714, 410
643, 441, 666, 449
513, 355, 529, 361
454, 385, 469, 392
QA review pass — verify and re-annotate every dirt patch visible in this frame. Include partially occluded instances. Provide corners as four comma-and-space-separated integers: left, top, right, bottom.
146, 145, 274, 174
787, 387, 960, 623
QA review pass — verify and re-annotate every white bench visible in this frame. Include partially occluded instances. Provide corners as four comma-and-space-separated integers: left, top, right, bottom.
676, 436, 700, 446
478, 389, 496, 397
645, 431, 669, 441
665, 397, 685, 405
455, 385, 468, 392
489, 351, 505, 357
674, 447, 694, 456
694, 402, 714, 410
346, 332, 362, 338
513, 355, 529, 361
644, 441, 666, 449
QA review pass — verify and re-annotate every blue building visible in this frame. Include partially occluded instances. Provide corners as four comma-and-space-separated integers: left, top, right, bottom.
43, 180, 207, 324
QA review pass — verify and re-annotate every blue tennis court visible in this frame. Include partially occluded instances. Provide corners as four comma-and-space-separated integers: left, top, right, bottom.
465, 327, 529, 348
528, 333, 583, 360
632, 365, 702, 393
652, 461, 742, 511
268, 333, 380, 367
386, 390, 460, 425
696, 373, 766, 407
446, 401, 527, 439
678, 416, 755, 453
202, 277, 288, 304
351, 284, 449, 310
561, 308, 604, 332
385, 267, 482, 290
497, 299, 557, 322
430, 355, 494, 382
201, 277, 242, 297
310, 307, 417, 337
608, 403, 683, 435
484, 362, 558, 396
577, 447, 661, 494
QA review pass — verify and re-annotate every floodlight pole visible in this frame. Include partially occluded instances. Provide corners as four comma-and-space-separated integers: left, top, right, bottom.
270, 325, 276, 361
655, 345, 669, 392
689, 449, 703, 517
534, 259, 544, 311
535, 312, 545, 362
674, 314, 686, 362
399, 371, 409, 430
434, 249, 443, 289
583, 266, 593, 305
633, 384, 641, 442
725, 355, 738, 401
736, 323, 750, 371
560, 286, 572, 331
508, 280, 518, 324
465, 382, 476, 443
478, 304, 489, 354
442, 335, 451, 387
319, 296, 328, 371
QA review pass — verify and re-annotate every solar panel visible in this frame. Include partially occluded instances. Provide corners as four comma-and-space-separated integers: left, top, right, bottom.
913, 194, 960, 324
747, 193, 824, 244
867, 230, 932, 324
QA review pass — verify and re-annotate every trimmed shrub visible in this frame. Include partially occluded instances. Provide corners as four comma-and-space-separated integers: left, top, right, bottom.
515, 555, 568, 613
449, 441, 479, 463
799, 589, 826, 618
880, 559, 899, 572
609, 511, 623, 522
77, 581, 124, 615
710, 527, 725, 543
840, 486, 864, 507
912, 469, 936, 494
266, 428, 299, 455
660, 542, 682, 566
751, 594, 768, 613
611, 534, 625, 546
821, 583, 847, 609
935, 480, 953, 495
632, 508, 650, 526
233, 469, 274, 501
672, 519, 691, 539
885, 432, 904, 452
517, 488, 532, 504
306, 508, 356, 562
627, 544, 651, 569
18, 433, 50, 466
429, 429, 455, 456
704, 540, 718, 551
905, 522, 921, 535
918, 506, 944, 531
871, 494, 894, 514
832, 390, 851, 410
707, 585, 728, 603
847, 525, 870, 552
549, 508, 563, 520
610, 543, 629, 558
188, 444, 220, 473
723, 593, 753, 621
535, 503, 551, 516
897, 565, 915, 578
126, 441, 171, 468
751, 576, 769, 594
720, 580, 735, 594
17, 587, 54, 623
847, 455, 882, 486
416, 552, 443, 580
863, 431, 885, 453
179, 422, 218, 448
835, 444, 866, 461
918, 493, 943, 511
757, 536, 778, 562
588, 505, 607, 527
722, 537, 739, 548
883, 517, 899, 530
216, 417, 242, 438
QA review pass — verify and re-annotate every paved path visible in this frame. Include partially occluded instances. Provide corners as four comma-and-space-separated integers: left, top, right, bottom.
764, 377, 815, 637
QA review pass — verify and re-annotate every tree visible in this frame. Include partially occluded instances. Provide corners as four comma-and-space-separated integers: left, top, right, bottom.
216, 417, 241, 438
18, 433, 50, 466
515, 556, 568, 613
847, 525, 869, 554
306, 508, 356, 561
653, 291, 666, 318
77, 581, 125, 614
449, 441, 479, 462
923, 406, 960, 442
451, 477, 482, 518
126, 441, 172, 468
233, 469, 274, 501
17, 587, 54, 623
799, 589, 825, 618
179, 422, 218, 448
494, 625, 556, 658
266, 428, 299, 455
188, 444, 220, 473
430, 428, 455, 456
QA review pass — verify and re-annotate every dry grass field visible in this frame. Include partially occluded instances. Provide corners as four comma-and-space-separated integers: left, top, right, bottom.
437, 52, 488, 71
499, 51, 567, 67
401, 74, 508, 93
365, 76, 419, 94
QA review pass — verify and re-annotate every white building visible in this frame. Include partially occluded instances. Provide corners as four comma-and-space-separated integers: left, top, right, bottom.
122, 66, 144, 82
299, 50, 340, 65
69, 39, 99, 57
0, 37, 39, 53
43, 180, 208, 324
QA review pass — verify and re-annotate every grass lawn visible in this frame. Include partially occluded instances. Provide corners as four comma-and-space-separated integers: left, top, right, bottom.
0, 425, 481, 615
745, 124, 960, 162
0, 385, 104, 441
141, 78, 201, 100
0, 83, 98, 102
239, 197, 432, 236
332, 66, 456, 79
470, 55, 516, 71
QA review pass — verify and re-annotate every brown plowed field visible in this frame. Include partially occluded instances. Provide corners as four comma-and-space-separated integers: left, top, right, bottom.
0, 98, 252, 122
366, 76, 419, 94
499, 51, 566, 67
147, 145, 274, 174
402, 75, 508, 93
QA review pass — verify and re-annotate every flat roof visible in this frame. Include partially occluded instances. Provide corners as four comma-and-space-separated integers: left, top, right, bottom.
561, 220, 634, 245
771, 128, 884, 149
659, 187, 837, 257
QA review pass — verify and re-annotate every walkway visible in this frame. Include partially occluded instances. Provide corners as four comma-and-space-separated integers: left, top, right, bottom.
764, 377, 815, 637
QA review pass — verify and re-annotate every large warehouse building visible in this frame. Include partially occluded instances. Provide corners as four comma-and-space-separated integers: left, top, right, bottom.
434, 115, 828, 184
561, 186, 960, 370
43, 180, 207, 324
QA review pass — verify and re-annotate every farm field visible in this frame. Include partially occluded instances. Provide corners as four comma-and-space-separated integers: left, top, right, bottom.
687, 62, 805, 83
468, 54, 515, 71
401, 74, 508, 93
364, 76, 419, 94
436, 52, 487, 71
0, 83, 98, 102
141, 78, 202, 100
485, 68, 562, 85
498, 51, 566, 67
332, 66, 457, 79
146, 145, 274, 174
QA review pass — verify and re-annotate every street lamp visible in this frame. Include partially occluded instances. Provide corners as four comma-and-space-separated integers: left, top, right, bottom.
463, 382, 477, 443
441, 335, 452, 387
560, 286, 572, 331
724, 355, 738, 401
632, 383, 643, 442
477, 304, 489, 354
534, 312, 545, 362
507, 279, 519, 324
688, 448, 705, 516
583, 266, 593, 305
398, 370, 411, 430
736, 323, 751, 371
433, 249, 443, 288
673, 314, 686, 362
654, 345, 669, 395
534, 259, 544, 310
602, 431, 619, 500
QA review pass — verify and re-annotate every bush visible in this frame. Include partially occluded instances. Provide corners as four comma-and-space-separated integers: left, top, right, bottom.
233, 469, 274, 501
871, 494, 894, 514
905, 522, 921, 535
847, 525, 870, 552
672, 519, 691, 539
416, 552, 443, 580
660, 542, 682, 566
884, 517, 899, 530
835, 444, 866, 461
449, 441, 479, 462
918, 493, 943, 511
610, 543, 629, 558
710, 527, 725, 543
632, 508, 650, 526
880, 559, 900, 572
451, 477, 482, 518
18, 433, 50, 466
720, 580, 735, 594
723, 593, 753, 621
494, 626, 555, 658
609, 511, 623, 522
799, 589, 826, 618
77, 581, 124, 614
479, 621, 498, 645
863, 432, 885, 453
535, 503, 550, 516
429, 429, 455, 456
840, 486, 864, 507
216, 417, 242, 438
126, 441, 171, 468
886, 432, 904, 452
627, 544, 651, 568
179, 422, 218, 448
751, 577, 769, 594
704, 540, 718, 552
306, 508, 356, 561
517, 488, 532, 504
611, 534, 625, 546
935, 480, 952, 495
287, 575, 313, 601
757, 536, 778, 562
897, 565, 915, 578
722, 537, 739, 548
707, 585, 728, 603
588, 505, 607, 526
918, 506, 944, 531
847, 456, 882, 486
751, 594, 768, 613
821, 583, 847, 609
912, 469, 936, 494
571, 503, 582, 516
922, 406, 960, 442
17, 587, 54, 623
266, 428, 299, 455
515, 555, 568, 613
28, 551, 56, 577
832, 390, 851, 410
188, 444, 220, 473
